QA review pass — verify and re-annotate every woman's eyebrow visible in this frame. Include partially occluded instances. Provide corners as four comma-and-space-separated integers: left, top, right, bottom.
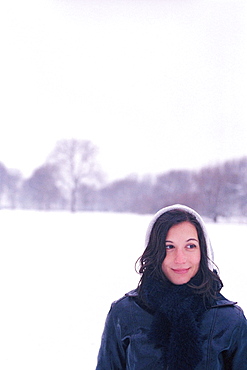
165, 238, 199, 243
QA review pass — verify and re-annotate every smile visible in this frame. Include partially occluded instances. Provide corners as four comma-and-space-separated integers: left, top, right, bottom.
172, 268, 190, 274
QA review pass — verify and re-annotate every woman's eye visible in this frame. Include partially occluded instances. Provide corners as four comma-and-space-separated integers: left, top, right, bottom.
187, 244, 197, 249
165, 245, 174, 250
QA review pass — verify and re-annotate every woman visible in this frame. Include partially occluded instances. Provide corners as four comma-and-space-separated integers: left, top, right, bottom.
96, 204, 247, 369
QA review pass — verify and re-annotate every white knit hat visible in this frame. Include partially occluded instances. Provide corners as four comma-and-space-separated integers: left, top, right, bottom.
145, 204, 214, 271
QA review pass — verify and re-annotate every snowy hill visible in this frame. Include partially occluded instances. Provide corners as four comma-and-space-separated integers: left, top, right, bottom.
0, 210, 246, 369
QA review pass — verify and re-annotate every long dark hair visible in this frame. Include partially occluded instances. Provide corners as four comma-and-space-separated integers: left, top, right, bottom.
136, 209, 222, 301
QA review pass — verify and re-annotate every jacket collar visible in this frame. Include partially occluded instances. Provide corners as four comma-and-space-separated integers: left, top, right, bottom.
211, 297, 237, 308
126, 289, 237, 308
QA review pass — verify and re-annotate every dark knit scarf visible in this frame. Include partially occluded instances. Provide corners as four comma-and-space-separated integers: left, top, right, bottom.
140, 273, 209, 369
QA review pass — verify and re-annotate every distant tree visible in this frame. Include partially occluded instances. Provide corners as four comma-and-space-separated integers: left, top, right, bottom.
77, 183, 98, 211
48, 139, 102, 212
5, 169, 22, 209
238, 157, 247, 215
223, 157, 247, 217
0, 162, 8, 208
152, 170, 196, 211
195, 165, 229, 222
0, 163, 22, 209
131, 175, 156, 214
98, 174, 156, 214
98, 175, 139, 212
20, 164, 62, 210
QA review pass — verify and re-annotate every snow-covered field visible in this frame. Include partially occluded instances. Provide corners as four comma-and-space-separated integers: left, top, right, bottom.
0, 210, 246, 369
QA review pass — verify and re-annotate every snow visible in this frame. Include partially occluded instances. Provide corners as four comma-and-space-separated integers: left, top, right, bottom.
0, 210, 246, 369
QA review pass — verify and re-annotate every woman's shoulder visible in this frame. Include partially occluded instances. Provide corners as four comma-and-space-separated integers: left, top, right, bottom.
104, 289, 148, 329
209, 293, 246, 323
107, 289, 154, 334
109, 289, 139, 312
212, 293, 238, 308
109, 289, 150, 318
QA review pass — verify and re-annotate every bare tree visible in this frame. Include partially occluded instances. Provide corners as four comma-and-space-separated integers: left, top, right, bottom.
98, 175, 142, 213
195, 165, 229, 222
6, 169, 22, 209
0, 163, 22, 209
223, 157, 247, 217
0, 162, 8, 208
238, 157, 247, 215
20, 164, 62, 210
48, 139, 101, 212
153, 170, 196, 211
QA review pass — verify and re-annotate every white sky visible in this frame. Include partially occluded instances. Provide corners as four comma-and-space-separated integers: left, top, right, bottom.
1, 0, 247, 181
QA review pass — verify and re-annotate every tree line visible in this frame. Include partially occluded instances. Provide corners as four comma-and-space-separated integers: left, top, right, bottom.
1, 139, 247, 221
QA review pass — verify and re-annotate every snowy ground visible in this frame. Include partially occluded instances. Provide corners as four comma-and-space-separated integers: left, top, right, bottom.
0, 210, 246, 369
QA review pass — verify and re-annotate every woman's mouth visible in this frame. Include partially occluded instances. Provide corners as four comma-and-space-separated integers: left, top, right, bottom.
172, 268, 190, 274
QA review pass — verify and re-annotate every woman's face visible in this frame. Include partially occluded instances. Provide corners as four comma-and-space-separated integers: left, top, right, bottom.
161, 221, 201, 285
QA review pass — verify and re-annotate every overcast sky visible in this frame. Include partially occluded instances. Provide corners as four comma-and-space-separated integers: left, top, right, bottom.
1, 0, 247, 181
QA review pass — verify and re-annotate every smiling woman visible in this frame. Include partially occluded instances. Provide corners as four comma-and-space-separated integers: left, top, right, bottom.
162, 221, 201, 285
96, 204, 247, 369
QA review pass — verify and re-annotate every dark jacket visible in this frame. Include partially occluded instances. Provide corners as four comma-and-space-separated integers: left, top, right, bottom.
96, 290, 247, 369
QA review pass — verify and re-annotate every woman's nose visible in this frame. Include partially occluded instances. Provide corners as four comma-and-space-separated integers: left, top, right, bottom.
174, 249, 186, 264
